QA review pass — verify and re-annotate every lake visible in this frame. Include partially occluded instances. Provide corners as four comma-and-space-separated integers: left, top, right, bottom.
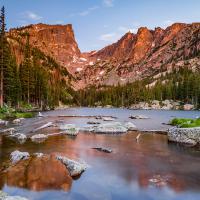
0, 108, 200, 200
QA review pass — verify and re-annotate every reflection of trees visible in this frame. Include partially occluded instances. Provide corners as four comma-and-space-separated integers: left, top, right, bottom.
0, 129, 200, 194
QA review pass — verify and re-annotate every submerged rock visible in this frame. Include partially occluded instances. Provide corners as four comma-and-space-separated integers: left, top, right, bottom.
10, 150, 30, 164
102, 117, 115, 121
129, 115, 149, 119
93, 122, 128, 134
31, 134, 48, 143
168, 127, 200, 146
56, 156, 87, 177
8, 133, 27, 143
59, 124, 79, 136
33, 122, 53, 132
0, 119, 8, 126
87, 121, 100, 125
0, 191, 28, 200
92, 147, 112, 153
124, 122, 137, 131
12, 118, 24, 124
81, 122, 136, 134
0, 128, 16, 134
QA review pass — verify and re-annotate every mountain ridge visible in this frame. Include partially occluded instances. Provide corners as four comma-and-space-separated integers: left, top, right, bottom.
7, 22, 200, 90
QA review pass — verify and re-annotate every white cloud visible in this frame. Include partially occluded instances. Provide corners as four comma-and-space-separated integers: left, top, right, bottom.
70, 6, 99, 17
99, 33, 118, 42
103, 0, 114, 7
22, 11, 42, 21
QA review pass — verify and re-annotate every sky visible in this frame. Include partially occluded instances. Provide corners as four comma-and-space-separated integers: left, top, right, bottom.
0, 0, 200, 52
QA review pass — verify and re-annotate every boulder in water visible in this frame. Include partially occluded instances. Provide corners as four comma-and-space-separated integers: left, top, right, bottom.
10, 150, 30, 164
56, 156, 87, 177
92, 147, 112, 153
93, 122, 128, 134
6, 155, 72, 192
8, 133, 27, 143
124, 122, 137, 131
0, 119, 8, 126
31, 134, 48, 143
59, 124, 79, 136
168, 127, 200, 146
129, 115, 149, 119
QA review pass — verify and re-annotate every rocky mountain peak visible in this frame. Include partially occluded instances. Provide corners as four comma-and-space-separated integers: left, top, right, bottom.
8, 23, 81, 67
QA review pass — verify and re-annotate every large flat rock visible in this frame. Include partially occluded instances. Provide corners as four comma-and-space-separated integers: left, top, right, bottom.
168, 127, 200, 145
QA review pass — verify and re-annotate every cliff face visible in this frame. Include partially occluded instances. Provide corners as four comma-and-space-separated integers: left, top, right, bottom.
8, 23, 81, 67
73, 23, 200, 89
7, 23, 200, 90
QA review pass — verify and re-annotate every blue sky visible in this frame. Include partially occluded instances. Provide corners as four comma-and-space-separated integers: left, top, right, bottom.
0, 0, 200, 52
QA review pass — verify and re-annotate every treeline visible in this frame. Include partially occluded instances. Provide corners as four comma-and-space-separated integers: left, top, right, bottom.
76, 67, 200, 108
0, 7, 73, 109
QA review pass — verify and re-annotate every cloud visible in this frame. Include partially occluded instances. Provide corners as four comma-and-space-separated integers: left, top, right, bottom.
99, 33, 118, 42
70, 6, 99, 17
21, 11, 42, 21
103, 0, 114, 7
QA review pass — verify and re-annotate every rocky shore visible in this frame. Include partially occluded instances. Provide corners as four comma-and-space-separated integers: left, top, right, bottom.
168, 127, 200, 146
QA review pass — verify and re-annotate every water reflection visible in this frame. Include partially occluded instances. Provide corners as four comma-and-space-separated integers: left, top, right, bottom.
2, 155, 72, 192
0, 108, 200, 200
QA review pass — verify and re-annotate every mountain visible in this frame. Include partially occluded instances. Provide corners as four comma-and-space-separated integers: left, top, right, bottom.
5, 23, 79, 107
8, 23, 81, 66
7, 22, 200, 91
72, 23, 200, 89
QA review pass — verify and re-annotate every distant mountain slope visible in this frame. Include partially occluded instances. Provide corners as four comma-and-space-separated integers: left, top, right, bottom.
74, 23, 200, 88
7, 23, 200, 90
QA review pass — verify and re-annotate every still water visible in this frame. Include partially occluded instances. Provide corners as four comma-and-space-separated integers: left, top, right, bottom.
0, 108, 200, 200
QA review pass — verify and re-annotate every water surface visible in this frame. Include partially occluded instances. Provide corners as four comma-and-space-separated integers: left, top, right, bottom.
0, 108, 200, 200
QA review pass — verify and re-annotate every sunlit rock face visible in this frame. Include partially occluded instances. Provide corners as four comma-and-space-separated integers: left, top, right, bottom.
5, 155, 72, 191
8, 23, 81, 66
76, 23, 200, 89
7, 23, 200, 89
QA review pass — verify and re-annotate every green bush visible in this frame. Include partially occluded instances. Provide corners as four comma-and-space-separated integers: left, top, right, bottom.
170, 118, 200, 128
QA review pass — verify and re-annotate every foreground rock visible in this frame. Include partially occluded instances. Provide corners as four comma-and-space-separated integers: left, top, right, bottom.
5, 155, 72, 191
168, 127, 200, 146
0, 191, 28, 200
56, 156, 87, 177
10, 150, 30, 164
92, 147, 112, 153
59, 124, 79, 136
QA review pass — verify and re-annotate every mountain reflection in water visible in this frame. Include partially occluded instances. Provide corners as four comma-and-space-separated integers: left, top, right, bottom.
0, 108, 200, 200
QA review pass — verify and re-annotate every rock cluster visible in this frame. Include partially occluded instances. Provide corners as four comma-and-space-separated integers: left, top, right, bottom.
168, 127, 200, 145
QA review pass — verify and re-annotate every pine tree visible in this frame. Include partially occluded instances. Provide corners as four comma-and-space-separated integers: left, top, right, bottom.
0, 6, 6, 107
